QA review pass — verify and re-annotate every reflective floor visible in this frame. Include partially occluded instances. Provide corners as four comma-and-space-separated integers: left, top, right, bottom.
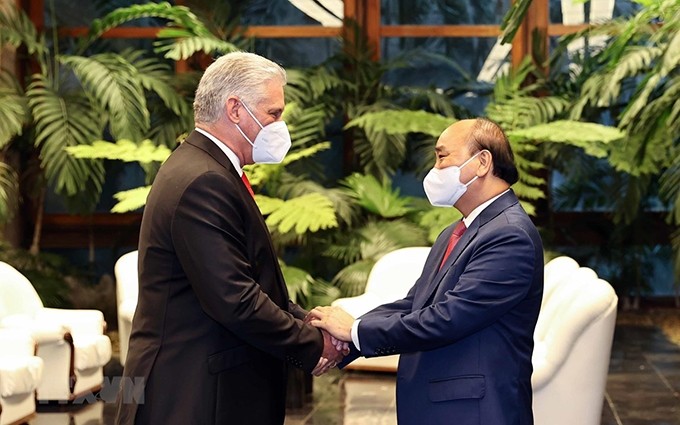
28, 323, 680, 425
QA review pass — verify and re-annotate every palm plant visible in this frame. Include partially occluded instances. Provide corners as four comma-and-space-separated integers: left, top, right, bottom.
0, 4, 191, 253
552, 0, 680, 291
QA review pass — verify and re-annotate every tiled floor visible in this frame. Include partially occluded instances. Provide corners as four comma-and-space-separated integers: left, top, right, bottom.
28, 323, 680, 424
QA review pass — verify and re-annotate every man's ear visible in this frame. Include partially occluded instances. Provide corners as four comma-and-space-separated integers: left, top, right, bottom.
225, 96, 240, 123
477, 150, 493, 176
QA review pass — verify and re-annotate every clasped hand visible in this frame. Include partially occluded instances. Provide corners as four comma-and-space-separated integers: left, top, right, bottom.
305, 306, 356, 376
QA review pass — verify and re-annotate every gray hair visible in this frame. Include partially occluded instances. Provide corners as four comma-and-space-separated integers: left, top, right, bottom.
193, 51, 287, 124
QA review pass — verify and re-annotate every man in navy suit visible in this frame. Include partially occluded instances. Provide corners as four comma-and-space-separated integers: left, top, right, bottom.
310, 118, 544, 425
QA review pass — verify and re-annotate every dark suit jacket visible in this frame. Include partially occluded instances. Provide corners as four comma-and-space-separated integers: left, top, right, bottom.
344, 190, 543, 425
115, 131, 323, 425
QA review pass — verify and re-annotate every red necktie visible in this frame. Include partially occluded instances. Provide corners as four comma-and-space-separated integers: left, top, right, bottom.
439, 221, 466, 269
241, 172, 255, 198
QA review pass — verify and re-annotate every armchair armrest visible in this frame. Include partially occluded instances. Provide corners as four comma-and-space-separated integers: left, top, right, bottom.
0, 329, 35, 357
38, 308, 107, 335
1, 314, 69, 344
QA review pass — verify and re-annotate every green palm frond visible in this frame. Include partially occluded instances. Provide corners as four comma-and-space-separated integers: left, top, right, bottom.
285, 67, 346, 104
283, 102, 331, 148
280, 261, 313, 304
0, 7, 44, 56
66, 139, 172, 163
154, 28, 240, 60
124, 50, 191, 118
357, 220, 428, 260
84, 2, 207, 47
26, 75, 105, 198
599, 46, 663, 107
507, 121, 625, 157
500, 0, 533, 44
275, 176, 357, 227
256, 193, 338, 235
332, 259, 375, 297
341, 173, 415, 218
304, 278, 342, 310
493, 57, 542, 101
60, 54, 149, 141
323, 236, 363, 265
345, 109, 452, 139
0, 70, 28, 148
353, 130, 406, 180
634, 74, 680, 137
394, 85, 458, 117
331, 219, 429, 295
111, 186, 151, 213
620, 29, 680, 129
346, 109, 450, 179
488, 96, 570, 130
0, 162, 20, 223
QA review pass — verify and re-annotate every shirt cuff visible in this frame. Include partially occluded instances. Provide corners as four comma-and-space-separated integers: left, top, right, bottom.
351, 319, 361, 351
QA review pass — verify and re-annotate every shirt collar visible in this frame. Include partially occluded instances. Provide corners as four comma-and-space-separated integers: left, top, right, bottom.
194, 127, 243, 176
462, 189, 510, 228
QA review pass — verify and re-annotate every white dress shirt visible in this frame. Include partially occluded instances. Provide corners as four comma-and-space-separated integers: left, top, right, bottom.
195, 128, 244, 176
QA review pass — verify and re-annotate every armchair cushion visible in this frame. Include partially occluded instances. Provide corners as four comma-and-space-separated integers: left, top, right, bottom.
0, 357, 43, 397
74, 335, 113, 371
0, 330, 43, 397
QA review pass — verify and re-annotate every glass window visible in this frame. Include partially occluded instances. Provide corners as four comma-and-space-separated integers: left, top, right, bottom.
48, 0, 178, 27
381, 36, 500, 115
381, 0, 511, 25
250, 37, 342, 68
242, 0, 343, 27
549, 0, 642, 24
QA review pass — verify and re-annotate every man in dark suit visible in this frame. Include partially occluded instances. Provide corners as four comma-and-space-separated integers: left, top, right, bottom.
115, 51, 345, 425
310, 118, 544, 425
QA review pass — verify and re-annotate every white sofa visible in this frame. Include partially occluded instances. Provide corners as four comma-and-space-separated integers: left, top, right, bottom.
114, 250, 138, 366
532, 257, 618, 425
0, 262, 112, 402
0, 329, 43, 425
331, 247, 431, 371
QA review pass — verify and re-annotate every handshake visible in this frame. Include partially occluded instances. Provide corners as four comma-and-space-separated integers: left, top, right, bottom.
304, 306, 356, 376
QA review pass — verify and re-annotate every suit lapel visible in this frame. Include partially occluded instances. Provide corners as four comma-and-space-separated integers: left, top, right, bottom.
412, 190, 520, 310
184, 130, 240, 178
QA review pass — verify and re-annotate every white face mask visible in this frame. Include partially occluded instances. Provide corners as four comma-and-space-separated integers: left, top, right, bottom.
423, 151, 483, 207
235, 101, 292, 164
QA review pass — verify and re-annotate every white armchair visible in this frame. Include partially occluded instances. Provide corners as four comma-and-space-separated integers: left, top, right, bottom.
0, 329, 43, 425
114, 250, 138, 366
532, 257, 618, 425
0, 262, 112, 402
331, 247, 431, 372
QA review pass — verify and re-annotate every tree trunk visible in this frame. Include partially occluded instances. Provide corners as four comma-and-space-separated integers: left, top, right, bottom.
29, 186, 45, 255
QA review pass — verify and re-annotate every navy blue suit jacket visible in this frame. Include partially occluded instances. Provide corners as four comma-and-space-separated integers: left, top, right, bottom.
346, 190, 543, 425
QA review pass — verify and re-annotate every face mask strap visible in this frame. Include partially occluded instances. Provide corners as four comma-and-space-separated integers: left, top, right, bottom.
234, 123, 255, 146
459, 149, 484, 169
239, 100, 264, 129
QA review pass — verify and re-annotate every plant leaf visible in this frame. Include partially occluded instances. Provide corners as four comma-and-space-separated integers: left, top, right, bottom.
111, 186, 151, 213
66, 139, 171, 163
259, 193, 338, 234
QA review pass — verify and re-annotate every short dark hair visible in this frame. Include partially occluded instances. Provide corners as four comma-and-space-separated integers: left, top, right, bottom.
467, 117, 519, 185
